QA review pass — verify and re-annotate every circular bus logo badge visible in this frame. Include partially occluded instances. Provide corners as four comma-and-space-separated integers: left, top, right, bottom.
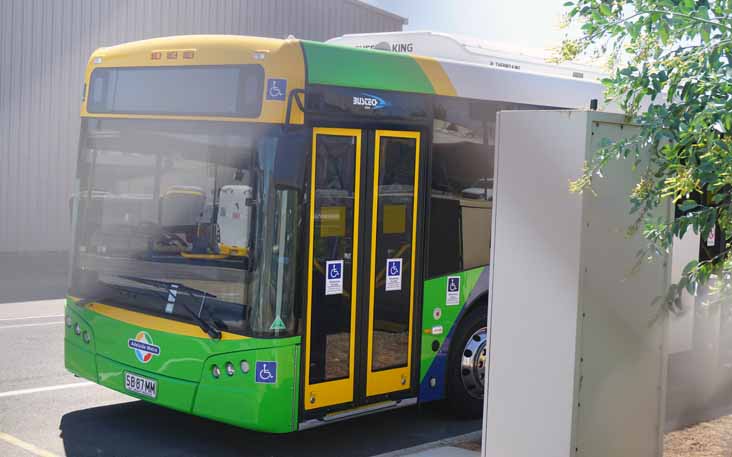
127, 331, 161, 364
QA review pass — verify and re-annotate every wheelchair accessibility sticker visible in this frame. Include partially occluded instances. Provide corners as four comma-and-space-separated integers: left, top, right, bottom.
325, 260, 344, 296
385, 258, 402, 292
266, 78, 287, 101
446, 276, 461, 306
255, 361, 277, 384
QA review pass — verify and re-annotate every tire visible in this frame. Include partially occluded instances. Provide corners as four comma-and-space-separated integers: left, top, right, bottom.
445, 305, 488, 418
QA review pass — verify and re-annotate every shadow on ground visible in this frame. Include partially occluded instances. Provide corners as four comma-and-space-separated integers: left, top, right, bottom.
59, 401, 479, 457
0, 252, 68, 303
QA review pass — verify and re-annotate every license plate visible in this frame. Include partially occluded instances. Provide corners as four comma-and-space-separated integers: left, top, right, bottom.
124, 372, 157, 399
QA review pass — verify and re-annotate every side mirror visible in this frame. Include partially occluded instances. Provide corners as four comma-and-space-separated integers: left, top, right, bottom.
274, 131, 308, 191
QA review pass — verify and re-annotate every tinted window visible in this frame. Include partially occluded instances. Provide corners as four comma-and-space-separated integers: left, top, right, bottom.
370, 135, 418, 372
308, 134, 359, 384
87, 65, 264, 117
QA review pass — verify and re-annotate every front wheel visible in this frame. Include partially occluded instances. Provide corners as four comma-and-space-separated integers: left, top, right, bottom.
446, 306, 488, 418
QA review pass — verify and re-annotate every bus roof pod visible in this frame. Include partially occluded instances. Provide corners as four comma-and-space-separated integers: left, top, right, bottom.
326, 30, 606, 82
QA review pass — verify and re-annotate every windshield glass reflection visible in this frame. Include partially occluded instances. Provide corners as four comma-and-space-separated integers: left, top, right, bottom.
69, 118, 305, 337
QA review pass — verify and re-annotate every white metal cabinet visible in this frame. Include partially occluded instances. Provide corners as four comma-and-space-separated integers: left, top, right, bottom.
483, 110, 669, 457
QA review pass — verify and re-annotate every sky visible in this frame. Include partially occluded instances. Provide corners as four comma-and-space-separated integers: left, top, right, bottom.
364, 0, 572, 52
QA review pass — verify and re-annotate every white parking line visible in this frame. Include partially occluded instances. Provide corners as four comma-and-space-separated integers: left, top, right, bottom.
0, 298, 66, 308
0, 322, 64, 330
0, 382, 93, 399
0, 431, 60, 457
0, 314, 64, 321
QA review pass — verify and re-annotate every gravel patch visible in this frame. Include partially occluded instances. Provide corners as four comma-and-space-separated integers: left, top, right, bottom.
451, 415, 732, 456
664, 415, 732, 456
454, 439, 481, 452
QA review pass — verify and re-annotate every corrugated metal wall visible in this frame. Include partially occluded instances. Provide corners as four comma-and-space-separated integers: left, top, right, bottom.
0, 0, 404, 253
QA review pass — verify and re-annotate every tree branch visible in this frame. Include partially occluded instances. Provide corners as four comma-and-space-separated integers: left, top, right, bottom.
642, 9, 732, 31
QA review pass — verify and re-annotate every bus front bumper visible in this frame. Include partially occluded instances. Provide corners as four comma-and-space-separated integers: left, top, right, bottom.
64, 302, 301, 433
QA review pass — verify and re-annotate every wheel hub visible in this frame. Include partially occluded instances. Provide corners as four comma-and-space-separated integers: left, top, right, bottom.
460, 327, 487, 400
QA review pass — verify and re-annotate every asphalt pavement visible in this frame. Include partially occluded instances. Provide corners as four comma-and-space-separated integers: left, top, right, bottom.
0, 298, 480, 457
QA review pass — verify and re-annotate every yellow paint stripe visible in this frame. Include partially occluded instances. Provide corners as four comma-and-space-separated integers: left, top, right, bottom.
365, 131, 382, 392
304, 129, 318, 409
0, 432, 60, 457
415, 56, 457, 96
164, 190, 203, 196
349, 131, 363, 401
179, 251, 228, 260
407, 131, 421, 390
87, 303, 248, 340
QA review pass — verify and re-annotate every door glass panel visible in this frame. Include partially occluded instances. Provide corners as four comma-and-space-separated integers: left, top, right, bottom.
308, 134, 358, 384
371, 136, 417, 371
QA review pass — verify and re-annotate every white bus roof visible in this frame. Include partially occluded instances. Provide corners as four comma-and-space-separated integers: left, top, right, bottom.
327, 30, 606, 82
325, 31, 617, 112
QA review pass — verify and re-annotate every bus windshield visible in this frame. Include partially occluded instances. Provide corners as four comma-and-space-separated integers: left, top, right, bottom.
69, 118, 306, 337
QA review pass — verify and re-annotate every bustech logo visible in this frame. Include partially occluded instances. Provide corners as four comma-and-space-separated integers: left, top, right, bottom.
352, 93, 390, 110
128, 331, 161, 364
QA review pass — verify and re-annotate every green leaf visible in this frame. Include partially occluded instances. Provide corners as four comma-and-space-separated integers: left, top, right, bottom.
701, 25, 711, 43
678, 200, 700, 212
714, 139, 730, 152
712, 193, 727, 204
659, 22, 669, 44
599, 3, 611, 16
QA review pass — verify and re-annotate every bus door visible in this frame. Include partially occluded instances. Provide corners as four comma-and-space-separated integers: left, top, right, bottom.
304, 127, 421, 411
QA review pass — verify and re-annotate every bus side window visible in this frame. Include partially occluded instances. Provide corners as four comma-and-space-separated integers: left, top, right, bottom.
427, 196, 462, 276
428, 97, 494, 278
428, 98, 550, 278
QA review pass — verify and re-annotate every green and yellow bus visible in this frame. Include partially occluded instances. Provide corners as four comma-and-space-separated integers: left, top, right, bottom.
65, 34, 604, 432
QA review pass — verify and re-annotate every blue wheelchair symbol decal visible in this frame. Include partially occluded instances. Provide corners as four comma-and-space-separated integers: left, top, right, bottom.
266, 78, 287, 101
387, 260, 401, 277
255, 361, 277, 384
448, 277, 460, 292
328, 262, 342, 279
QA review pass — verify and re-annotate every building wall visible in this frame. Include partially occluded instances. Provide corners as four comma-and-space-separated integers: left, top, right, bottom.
0, 0, 404, 253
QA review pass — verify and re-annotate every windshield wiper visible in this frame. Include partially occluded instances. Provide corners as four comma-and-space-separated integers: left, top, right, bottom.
177, 300, 222, 340
115, 275, 222, 340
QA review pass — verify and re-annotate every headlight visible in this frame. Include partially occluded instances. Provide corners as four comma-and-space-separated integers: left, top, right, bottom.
212, 365, 221, 378
74, 323, 81, 336
225, 362, 235, 377
82, 331, 91, 344
65, 316, 73, 328
240, 360, 250, 374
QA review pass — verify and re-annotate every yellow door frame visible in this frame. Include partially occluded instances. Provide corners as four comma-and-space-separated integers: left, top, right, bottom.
304, 127, 362, 410
365, 130, 421, 397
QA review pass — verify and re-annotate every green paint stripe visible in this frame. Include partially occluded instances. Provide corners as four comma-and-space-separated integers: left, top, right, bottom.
302, 41, 436, 94
419, 266, 487, 382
